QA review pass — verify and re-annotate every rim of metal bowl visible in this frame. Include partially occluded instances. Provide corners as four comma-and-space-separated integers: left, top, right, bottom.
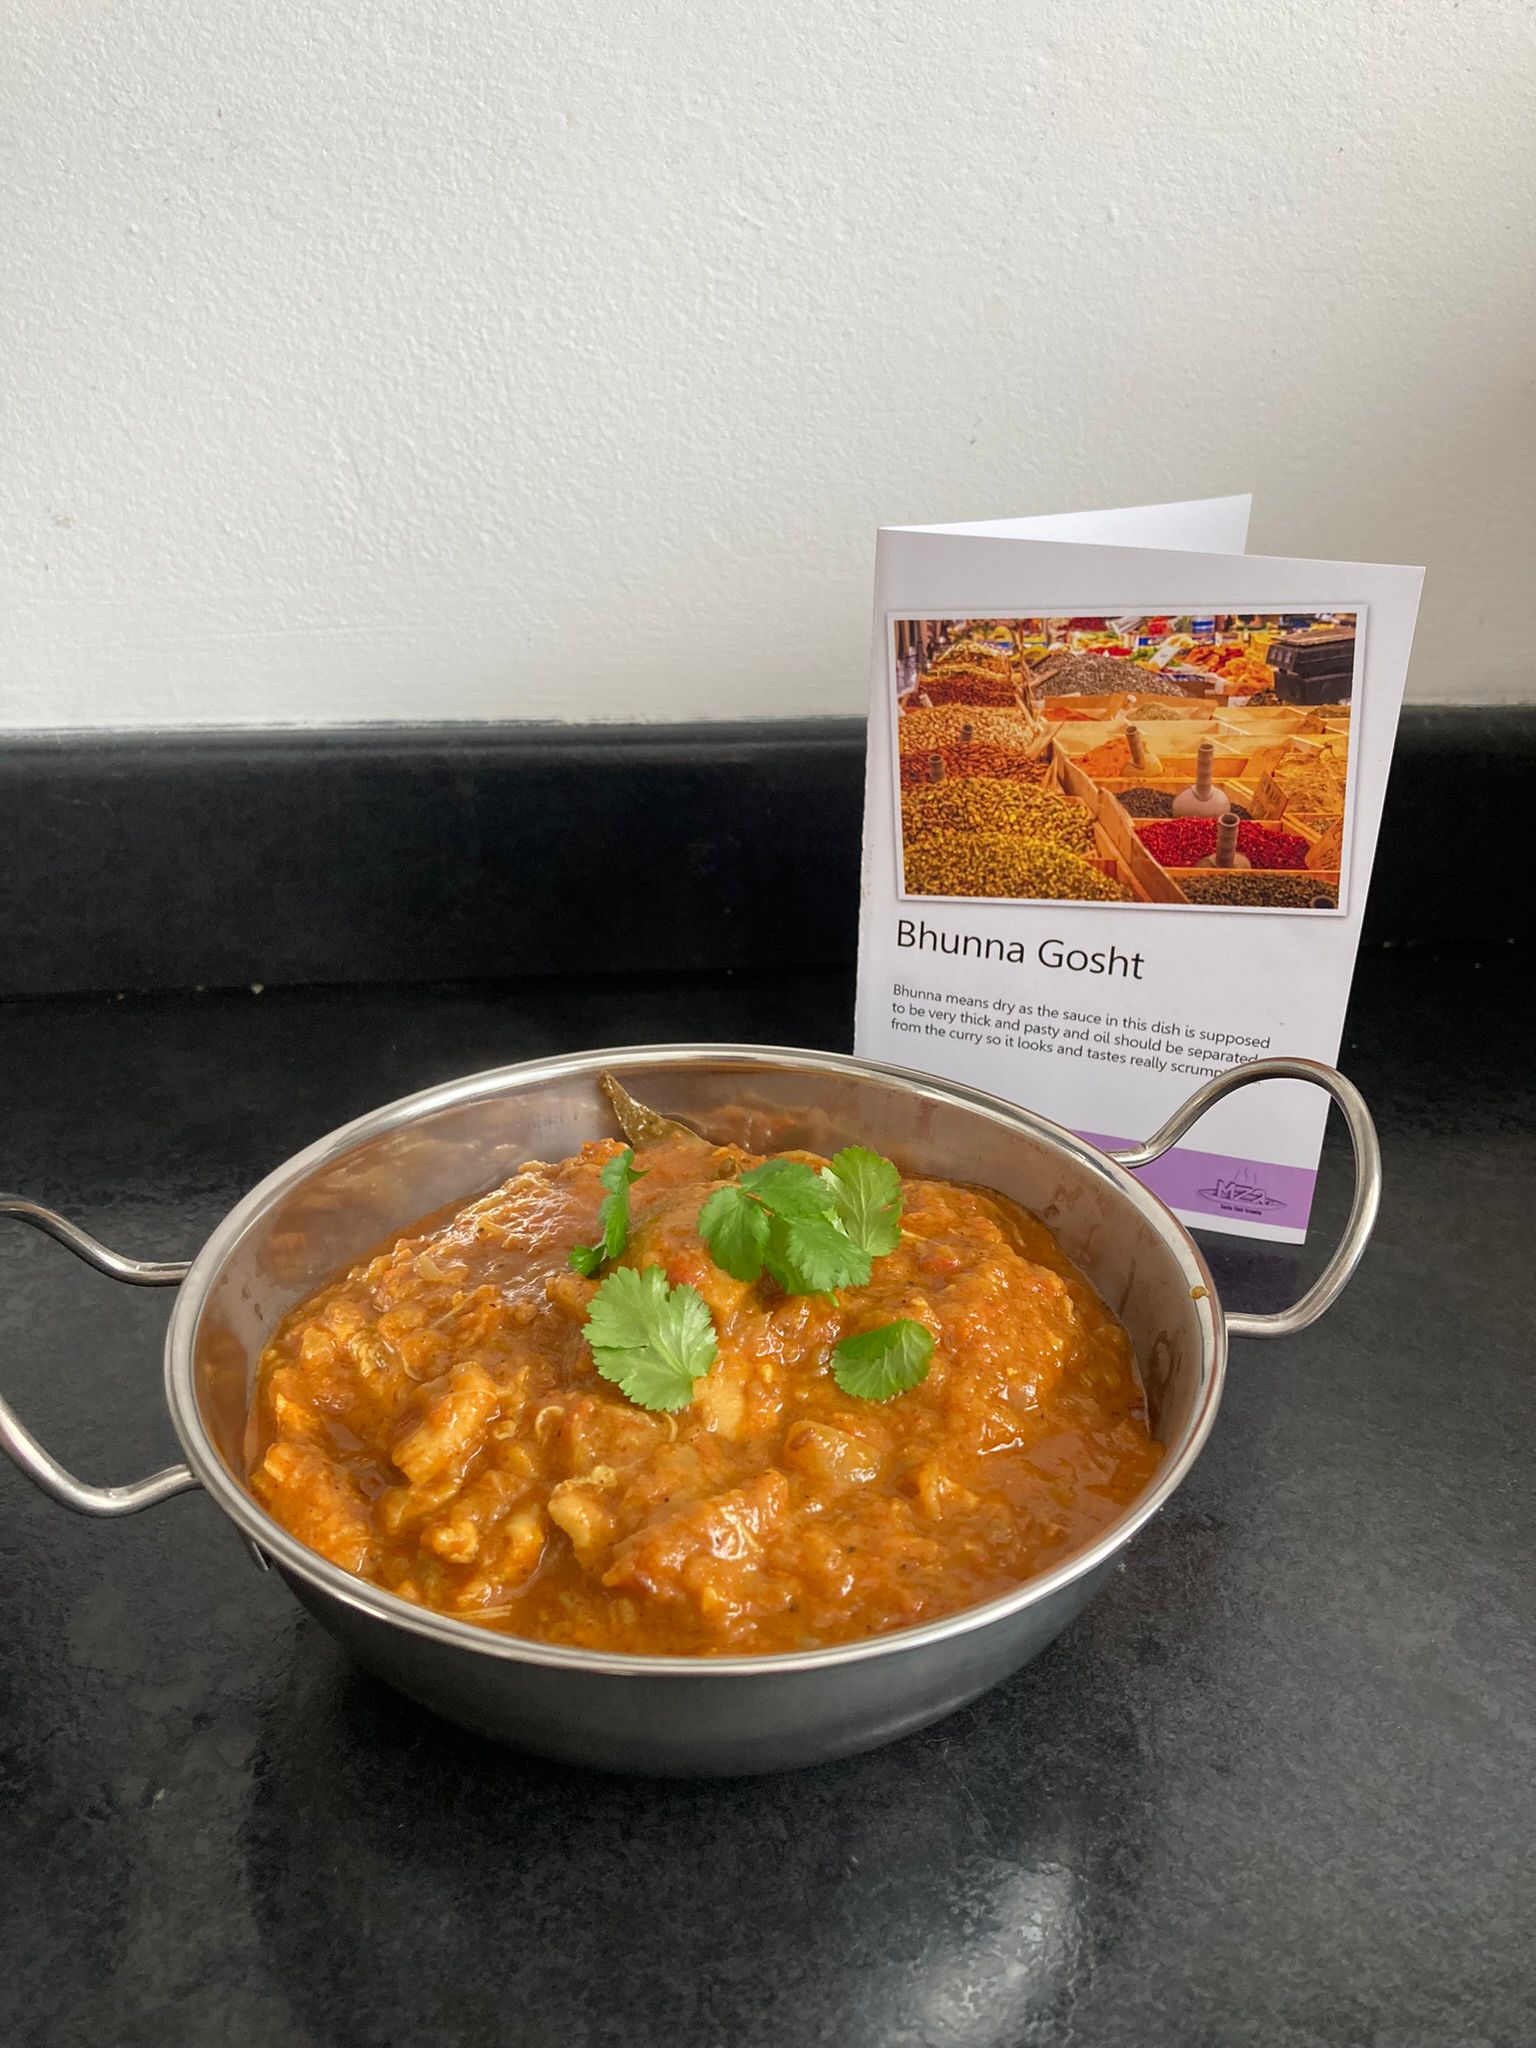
164, 1043, 1227, 1679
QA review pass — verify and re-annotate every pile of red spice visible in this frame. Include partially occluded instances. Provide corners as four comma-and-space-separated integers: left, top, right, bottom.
1135, 818, 1311, 870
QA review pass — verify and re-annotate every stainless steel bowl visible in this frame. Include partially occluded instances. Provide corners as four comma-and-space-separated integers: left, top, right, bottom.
0, 1045, 1378, 1775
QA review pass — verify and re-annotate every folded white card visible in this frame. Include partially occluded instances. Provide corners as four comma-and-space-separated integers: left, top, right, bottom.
854, 499, 1423, 1242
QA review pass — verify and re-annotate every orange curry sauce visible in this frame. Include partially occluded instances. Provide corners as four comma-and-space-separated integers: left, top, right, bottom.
248, 1136, 1161, 1655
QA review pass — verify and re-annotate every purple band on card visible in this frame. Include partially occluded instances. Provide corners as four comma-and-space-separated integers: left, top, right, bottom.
1078, 1132, 1318, 1229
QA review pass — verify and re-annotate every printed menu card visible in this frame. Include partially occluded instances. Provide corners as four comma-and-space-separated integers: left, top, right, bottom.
853, 497, 1423, 1242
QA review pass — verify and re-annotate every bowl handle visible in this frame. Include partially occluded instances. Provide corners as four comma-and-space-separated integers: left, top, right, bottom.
0, 1196, 201, 1514
1107, 1056, 1382, 1339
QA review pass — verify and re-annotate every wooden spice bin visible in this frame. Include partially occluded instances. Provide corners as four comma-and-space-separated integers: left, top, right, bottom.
1051, 751, 1338, 907
1119, 824, 1333, 905
1159, 868, 1343, 909
897, 752, 1145, 905
1222, 782, 1336, 843
1038, 692, 1218, 721
1235, 734, 1348, 782
1211, 705, 1311, 734
1050, 727, 1251, 782
1060, 763, 1318, 841
1031, 755, 1149, 899
1038, 693, 1134, 719
1050, 754, 1193, 904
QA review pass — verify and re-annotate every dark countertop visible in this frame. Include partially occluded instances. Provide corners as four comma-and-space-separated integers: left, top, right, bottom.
1, 948, 1529, 2048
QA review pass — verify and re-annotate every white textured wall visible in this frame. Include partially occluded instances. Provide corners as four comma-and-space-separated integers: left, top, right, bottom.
3, 0, 1532, 731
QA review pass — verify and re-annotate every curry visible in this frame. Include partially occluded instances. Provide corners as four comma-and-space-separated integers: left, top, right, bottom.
247, 1109, 1160, 1656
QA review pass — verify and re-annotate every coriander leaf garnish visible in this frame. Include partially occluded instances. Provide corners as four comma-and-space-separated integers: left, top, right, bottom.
568, 1146, 646, 1277
819, 1146, 904, 1258
831, 1319, 935, 1401
698, 1150, 903, 1297
582, 1264, 718, 1412
736, 1158, 838, 1224
764, 1215, 871, 1296
697, 1183, 771, 1282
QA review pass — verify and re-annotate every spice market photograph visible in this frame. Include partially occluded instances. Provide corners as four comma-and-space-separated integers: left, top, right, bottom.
893, 612, 1357, 912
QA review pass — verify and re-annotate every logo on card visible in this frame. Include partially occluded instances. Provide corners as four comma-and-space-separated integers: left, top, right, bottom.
1198, 1176, 1287, 1213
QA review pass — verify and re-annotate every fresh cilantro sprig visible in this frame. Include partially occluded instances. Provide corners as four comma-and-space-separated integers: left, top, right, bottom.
698, 1159, 872, 1296
831, 1319, 935, 1401
819, 1147, 904, 1259
697, 1148, 907, 1299
582, 1265, 718, 1412
568, 1146, 646, 1277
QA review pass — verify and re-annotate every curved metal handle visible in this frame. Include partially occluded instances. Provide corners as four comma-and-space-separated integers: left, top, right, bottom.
1109, 1056, 1381, 1340
0, 1196, 200, 1515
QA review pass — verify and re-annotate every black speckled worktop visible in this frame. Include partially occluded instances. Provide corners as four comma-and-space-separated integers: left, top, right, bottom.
1, 948, 1530, 2048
